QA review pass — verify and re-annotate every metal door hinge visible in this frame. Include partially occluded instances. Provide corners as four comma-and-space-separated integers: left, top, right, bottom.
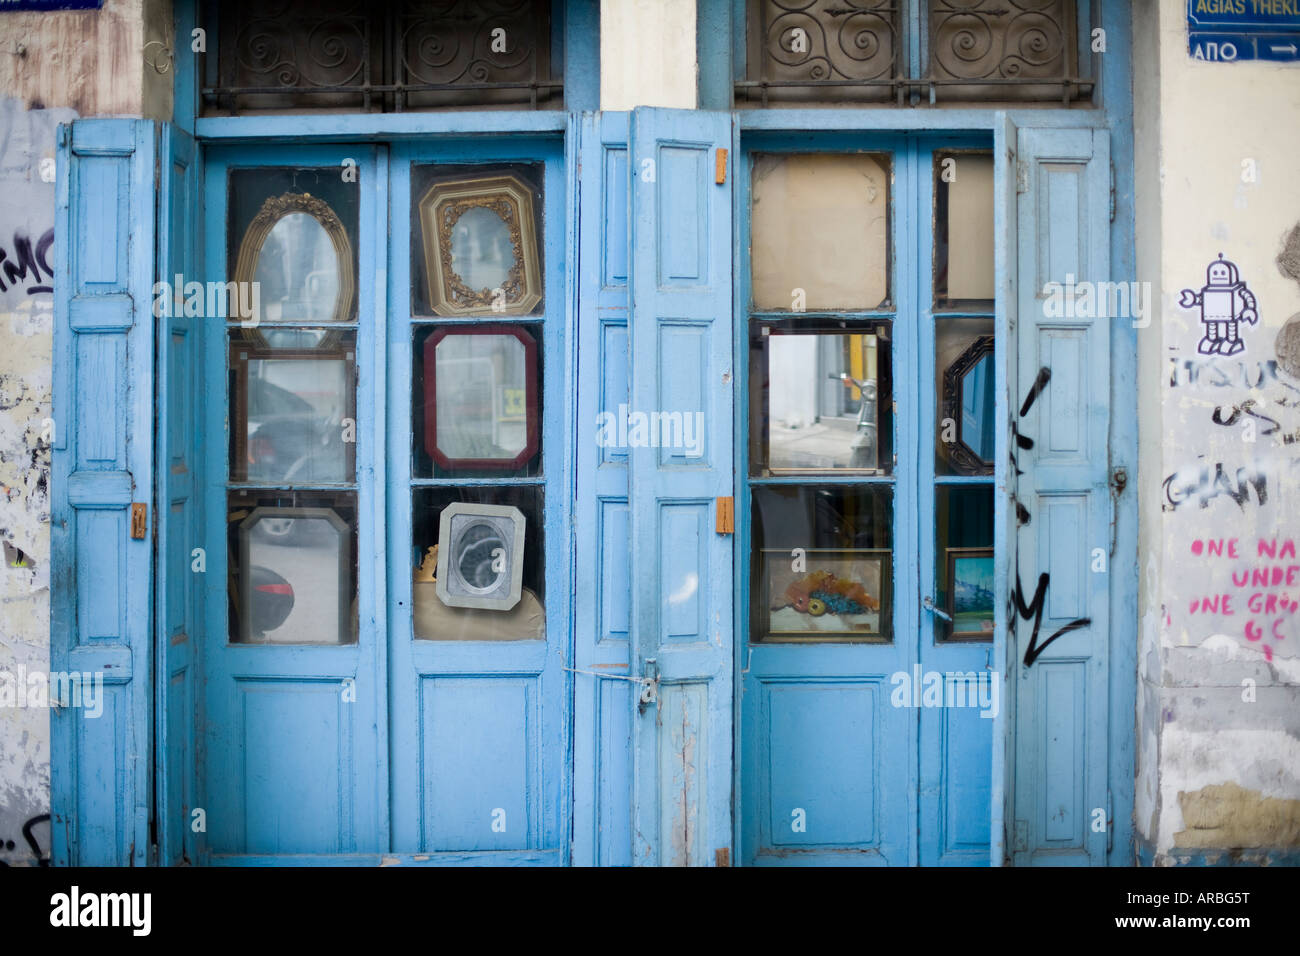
1106, 789, 1114, 853
1109, 160, 1116, 222
130, 503, 148, 540
715, 847, 731, 867
1014, 819, 1028, 853
1016, 160, 1029, 194
715, 148, 728, 185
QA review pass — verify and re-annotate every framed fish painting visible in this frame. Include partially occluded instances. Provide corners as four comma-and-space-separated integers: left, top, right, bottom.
760, 548, 892, 642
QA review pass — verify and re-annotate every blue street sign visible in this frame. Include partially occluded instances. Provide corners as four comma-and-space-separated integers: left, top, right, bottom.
1188, 0, 1300, 62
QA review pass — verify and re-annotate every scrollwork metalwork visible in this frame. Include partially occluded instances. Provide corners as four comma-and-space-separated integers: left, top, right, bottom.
929, 0, 1072, 83
202, 0, 558, 113
747, 0, 899, 99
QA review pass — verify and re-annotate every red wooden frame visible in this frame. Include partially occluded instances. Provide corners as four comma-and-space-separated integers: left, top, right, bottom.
423, 324, 539, 471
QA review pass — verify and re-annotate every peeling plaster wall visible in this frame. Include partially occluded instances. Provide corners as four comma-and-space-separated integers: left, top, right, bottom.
0, 0, 170, 120
1135, 0, 1300, 864
0, 0, 151, 867
0, 96, 74, 866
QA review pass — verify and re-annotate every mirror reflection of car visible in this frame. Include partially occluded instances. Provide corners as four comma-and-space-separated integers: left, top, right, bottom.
246, 375, 345, 543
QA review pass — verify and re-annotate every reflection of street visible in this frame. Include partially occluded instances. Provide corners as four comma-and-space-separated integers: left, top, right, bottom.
769, 418, 858, 469
251, 529, 341, 643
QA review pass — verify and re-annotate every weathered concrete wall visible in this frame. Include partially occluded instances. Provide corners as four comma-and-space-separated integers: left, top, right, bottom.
1134, 0, 1300, 864
0, 1, 153, 866
0, 96, 74, 866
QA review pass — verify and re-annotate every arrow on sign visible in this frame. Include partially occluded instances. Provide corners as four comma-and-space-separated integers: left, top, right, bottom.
1270, 44, 1297, 54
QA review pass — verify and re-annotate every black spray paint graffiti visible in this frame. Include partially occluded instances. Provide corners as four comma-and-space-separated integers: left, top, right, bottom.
1010, 365, 1091, 666
1010, 366, 1050, 526
1163, 460, 1274, 511
0, 228, 55, 296
0, 813, 51, 866
1210, 400, 1300, 444
1014, 572, 1092, 668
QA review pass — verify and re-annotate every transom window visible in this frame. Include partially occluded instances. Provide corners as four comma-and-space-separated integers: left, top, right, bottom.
737, 0, 1094, 106
200, 0, 563, 114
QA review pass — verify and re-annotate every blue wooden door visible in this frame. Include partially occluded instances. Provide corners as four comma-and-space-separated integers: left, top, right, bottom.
385, 137, 570, 862
628, 108, 735, 866
736, 134, 1020, 866
200, 145, 388, 860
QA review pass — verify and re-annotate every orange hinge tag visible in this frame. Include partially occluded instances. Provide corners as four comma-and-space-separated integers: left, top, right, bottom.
715, 148, 728, 185
715, 496, 734, 535
130, 503, 148, 540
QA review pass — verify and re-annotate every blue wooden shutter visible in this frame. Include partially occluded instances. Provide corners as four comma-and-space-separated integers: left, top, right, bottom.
154, 124, 201, 866
573, 111, 635, 866
628, 107, 734, 866
52, 120, 159, 866
1012, 127, 1111, 865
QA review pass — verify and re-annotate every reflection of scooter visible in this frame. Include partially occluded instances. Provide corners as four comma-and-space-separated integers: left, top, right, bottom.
250, 565, 295, 637
829, 372, 878, 469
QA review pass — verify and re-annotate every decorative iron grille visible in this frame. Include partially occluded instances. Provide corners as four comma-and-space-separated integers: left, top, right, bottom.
928, 0, 1080, 101
739, 0, 901, 106
201, 0, 561, 114
738, 0, 1092, 106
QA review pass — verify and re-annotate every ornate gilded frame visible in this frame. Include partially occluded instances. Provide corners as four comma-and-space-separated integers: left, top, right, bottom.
231, 191, 356, 328
417, 173, 542, 317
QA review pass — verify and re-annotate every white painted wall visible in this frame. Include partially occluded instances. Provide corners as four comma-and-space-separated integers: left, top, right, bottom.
600, 0, 697, 110
1133, 0, 1300, 862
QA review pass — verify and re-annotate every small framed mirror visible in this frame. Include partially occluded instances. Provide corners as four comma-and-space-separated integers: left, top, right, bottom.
942, 334, 995, 475
422, 325, 539, 471
417, 173, 542, 317
232, 191, 355, 326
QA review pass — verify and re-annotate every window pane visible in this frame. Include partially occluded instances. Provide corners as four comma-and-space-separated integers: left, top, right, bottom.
934, 151, 995, 310
749, 321, 893, 475
411, 162, 544, 317
412, 486, 545, 641
936, 317, 995, 476
935, 485, 994, 642
228, 168, 358, 324
412, 325, 542, 479
751, 485, 893, 643
751, 153, 890, 311
230, 328, 356, 484
228, 491, 358, 644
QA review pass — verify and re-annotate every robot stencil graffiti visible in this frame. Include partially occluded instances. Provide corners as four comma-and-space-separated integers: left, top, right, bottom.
1180, 253, 1258, 356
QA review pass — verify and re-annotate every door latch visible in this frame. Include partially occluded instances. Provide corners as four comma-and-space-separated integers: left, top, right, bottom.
922, 595, 952, 622
638, 658, 659, 715
130, 503, 148, 540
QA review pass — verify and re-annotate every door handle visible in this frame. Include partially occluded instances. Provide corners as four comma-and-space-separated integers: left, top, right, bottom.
922, 596, 952, 622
